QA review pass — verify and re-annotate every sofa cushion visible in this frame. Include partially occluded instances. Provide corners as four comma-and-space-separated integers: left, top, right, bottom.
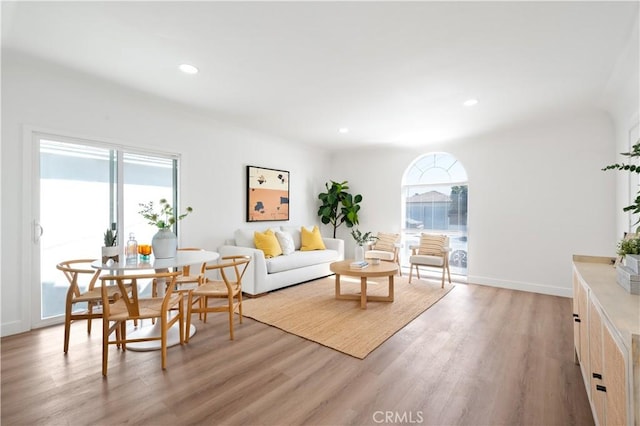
266, 249, 338, 274
254, 230, 282, 258
234, 229, 256, 248
301, 225, 326, 251
410, 254, 445, 266
365, 250, 395, 261
275, 231, 295, 255
280, 226, 302, 250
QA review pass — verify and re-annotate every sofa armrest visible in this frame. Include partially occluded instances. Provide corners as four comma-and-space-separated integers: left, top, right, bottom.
217, 245, 268, 295
323, 237, 345, 260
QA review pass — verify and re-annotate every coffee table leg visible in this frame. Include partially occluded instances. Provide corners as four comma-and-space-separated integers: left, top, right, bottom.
335, 273, 341, 298
361, 276, 367, 309
388, 274, 394, 302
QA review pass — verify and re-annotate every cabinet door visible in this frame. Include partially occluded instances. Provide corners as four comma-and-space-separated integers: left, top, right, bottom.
589, 299, 606, 426
578, 279, 590, 380
603, 323, 628, 426
573, 273, 581, 359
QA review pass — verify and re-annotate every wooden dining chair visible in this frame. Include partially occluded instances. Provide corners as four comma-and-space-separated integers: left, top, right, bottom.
186, 255, 251, 341
152, 248, 206, 297
56, 259, 125, 354
99, 270, 183, 376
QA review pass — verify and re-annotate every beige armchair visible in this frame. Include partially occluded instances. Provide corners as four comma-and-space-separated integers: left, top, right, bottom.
408, 233, 451, 288
364, 232, 401, 276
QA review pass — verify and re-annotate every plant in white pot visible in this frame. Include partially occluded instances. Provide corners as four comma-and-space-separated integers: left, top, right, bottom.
101, 228, 119, 263
617, 234, 640, 264
138, 199, 193, 259
350, 229, 377, 262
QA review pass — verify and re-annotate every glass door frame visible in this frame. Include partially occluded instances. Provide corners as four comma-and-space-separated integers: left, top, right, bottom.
26, 128, 181, 329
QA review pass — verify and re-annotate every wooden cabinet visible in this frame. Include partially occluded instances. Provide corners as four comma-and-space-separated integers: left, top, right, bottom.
573, 255, 640, 426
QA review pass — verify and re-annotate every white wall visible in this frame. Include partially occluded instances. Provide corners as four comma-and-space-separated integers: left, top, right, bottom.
1, 50, 331, 336
330, 110, 617, 297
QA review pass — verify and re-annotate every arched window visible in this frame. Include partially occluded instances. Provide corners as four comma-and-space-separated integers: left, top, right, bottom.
401, 152, 468, 275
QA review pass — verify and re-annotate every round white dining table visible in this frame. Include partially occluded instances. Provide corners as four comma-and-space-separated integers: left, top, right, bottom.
91, 250, 219, 351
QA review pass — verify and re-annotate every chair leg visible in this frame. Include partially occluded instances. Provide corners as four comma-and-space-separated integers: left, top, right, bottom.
238, 292, 243, 324
87, 303, 93, 334
64, 311, 72, 354
408, 264, 414, 283
441, 266, 446, 288
102, 320, 110, 377
178, 296, 185, 345
121, 322, 127, 351
416, 265, 421, 279
185, 293, 194, 343
228, 298, 234, 340
161, 312, 168, 370
446, 262, 452, 284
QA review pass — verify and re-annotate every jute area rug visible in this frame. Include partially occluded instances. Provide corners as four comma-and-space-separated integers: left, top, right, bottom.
240, 274, 455, 359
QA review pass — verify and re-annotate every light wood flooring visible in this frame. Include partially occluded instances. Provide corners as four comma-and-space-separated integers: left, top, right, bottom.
1, 282, 593, 425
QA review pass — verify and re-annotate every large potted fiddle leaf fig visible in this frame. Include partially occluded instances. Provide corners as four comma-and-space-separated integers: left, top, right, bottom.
317, 180, 363, 238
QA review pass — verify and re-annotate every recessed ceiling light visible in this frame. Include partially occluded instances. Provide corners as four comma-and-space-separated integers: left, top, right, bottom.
179, 64, 199, 74
339, 128, 349, 134
463, 98, 479, 107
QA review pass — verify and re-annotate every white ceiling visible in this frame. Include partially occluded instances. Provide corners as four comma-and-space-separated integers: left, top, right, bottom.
2, 1, 638, 149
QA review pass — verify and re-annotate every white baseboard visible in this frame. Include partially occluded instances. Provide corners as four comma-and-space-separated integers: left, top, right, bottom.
467, 275, 572, 298
1, 320, 29, 338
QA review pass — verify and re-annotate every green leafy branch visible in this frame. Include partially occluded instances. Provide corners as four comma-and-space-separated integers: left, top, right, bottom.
138, 198, 193, 229
603, 140, 640, 224
350, 229, 377, 246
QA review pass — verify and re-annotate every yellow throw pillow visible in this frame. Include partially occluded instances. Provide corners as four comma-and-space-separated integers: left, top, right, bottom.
254, 229, 282, 258
300, 225, 326, 251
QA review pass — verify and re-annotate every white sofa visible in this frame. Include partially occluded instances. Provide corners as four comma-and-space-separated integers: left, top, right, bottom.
218, 226, 344, 296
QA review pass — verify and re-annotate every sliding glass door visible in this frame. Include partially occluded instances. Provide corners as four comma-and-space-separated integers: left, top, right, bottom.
39, 141, 113, 319
35, 136, 178, 325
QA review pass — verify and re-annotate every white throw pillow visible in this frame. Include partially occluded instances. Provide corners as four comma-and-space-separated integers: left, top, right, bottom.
234, 229, 256, 248
280, 226, 302, 250
275, 231, 296, 255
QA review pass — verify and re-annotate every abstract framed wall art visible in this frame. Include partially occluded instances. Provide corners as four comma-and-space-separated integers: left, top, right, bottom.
246, 165, 290, 222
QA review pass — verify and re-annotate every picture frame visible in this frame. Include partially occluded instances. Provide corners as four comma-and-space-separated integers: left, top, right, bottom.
246, 165, 290, 222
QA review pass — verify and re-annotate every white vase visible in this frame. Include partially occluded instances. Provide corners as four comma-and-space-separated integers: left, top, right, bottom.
354, 244, 365, 262
152, 228, 177, 259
